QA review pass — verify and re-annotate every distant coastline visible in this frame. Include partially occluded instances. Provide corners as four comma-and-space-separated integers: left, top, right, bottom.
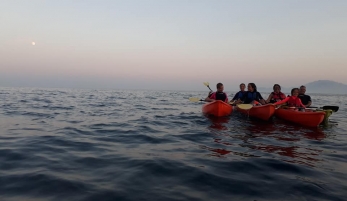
258, 80, 347, 95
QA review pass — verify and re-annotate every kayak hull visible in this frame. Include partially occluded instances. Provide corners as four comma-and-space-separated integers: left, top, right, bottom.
237, 104, 275, 121
275, 108, 325, 127
202, 101, 233, 117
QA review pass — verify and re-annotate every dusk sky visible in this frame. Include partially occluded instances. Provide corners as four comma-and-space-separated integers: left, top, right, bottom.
1, 0, 346, 91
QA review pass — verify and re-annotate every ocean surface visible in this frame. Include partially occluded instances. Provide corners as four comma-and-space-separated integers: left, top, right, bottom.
0, 87, 346, 201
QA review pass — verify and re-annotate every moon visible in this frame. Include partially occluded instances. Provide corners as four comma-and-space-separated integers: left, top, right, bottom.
32, 42, 36, 46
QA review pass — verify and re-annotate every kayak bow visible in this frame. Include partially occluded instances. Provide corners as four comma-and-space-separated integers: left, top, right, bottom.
202, 100, 233, 117
236, 104, 275, 121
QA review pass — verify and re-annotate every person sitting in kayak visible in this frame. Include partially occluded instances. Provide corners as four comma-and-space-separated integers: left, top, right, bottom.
265, 84, 286, 104
240, 83, 266, 105
298, 85, 312, 107
205, 83, 228, 103
273, 88, 305, 108
231, 83, 247, 103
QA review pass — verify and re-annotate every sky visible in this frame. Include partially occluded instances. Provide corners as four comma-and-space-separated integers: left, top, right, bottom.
1, 0, 346, 91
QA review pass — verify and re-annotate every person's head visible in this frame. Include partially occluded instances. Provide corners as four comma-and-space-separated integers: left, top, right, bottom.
291, 88, 300, 96
240, 83, 246, 91
216, 83, 224, 92
247, 83, 257, 92
299, 85, 306, 94
273, 84, 281, 93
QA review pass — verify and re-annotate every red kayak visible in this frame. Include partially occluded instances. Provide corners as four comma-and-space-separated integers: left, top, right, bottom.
275, 108, 325, 127
236, 104, 275, 121
202, 100, 233, 117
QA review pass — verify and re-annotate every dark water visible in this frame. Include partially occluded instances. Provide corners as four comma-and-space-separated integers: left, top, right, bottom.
0, 87, 346, 201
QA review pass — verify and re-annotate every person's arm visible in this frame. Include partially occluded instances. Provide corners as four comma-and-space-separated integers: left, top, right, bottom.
232, 92, 239, 101
234, 99, 243, 104
205, 97, 215, 102
299, 99, 306, 108
273, 97, 289, 105
305, 95, 312, 107
205, 92, 215, 102
257, 92, 266, 105
265, 93, 273, 103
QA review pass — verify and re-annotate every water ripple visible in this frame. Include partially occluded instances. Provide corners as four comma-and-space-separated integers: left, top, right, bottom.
0, 88, 346, 201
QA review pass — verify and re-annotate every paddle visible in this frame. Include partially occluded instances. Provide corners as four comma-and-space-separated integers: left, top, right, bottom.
237, 104, 253, 110
189, 82, 214, 103
308, 106, 339, 112
322, 106, 339, 112
189, 97, 204, 102
203, 82, 213, 92
228, 101, 235, 105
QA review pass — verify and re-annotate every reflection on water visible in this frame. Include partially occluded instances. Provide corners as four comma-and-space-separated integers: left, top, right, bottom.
206, 115, 230, 130
205, 115, 327, 167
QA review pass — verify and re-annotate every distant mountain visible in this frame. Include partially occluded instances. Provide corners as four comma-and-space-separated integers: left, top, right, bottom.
305, 80, 347, 94
258, 80, 347, 94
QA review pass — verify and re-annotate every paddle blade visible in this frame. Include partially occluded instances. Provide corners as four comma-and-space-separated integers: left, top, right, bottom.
203, 82, 210, 87
322, 106, 339, 112
189, 97, 202, 102
237, 104, 253, 110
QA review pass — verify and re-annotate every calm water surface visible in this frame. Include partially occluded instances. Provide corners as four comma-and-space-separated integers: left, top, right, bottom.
0, 88, 346, 201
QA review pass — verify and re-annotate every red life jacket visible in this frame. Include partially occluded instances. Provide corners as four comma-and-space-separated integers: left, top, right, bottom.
287, 96, 303, 107
210, 92, 228, 102
271, 92, 286, 101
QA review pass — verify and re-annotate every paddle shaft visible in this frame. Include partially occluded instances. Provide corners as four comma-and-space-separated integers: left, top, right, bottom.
308, 105, 339, 112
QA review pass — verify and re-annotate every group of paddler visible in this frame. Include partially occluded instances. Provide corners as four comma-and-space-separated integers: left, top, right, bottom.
205, 82, 312, 109
190, 82, 339, 127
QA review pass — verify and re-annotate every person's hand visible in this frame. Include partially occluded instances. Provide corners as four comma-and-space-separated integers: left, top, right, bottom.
272, 104, 279, 109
